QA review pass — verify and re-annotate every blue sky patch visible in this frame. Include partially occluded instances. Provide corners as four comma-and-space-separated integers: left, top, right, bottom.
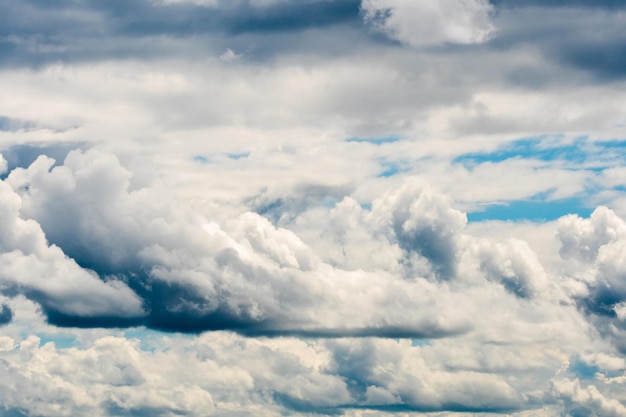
36, 334, 78, 349
467, 196, 593, 222
411, 339, 431, 347
453, 135, 626, 171
453, 135, 593, 167
345, 135, 401, 145
227, 152, 250, 160
124, 327, 195, 352
455, 135, 626, 222
378, 163, 402, 177
377, 160, 410, 178
193, 155, 209, 163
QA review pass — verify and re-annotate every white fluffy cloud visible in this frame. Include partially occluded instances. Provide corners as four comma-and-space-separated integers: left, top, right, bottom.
552, 378, 626, 417
0, 146, 625, 415
0, 330, 588, 416
361, 0, 496, 46
0, 167, 145, 321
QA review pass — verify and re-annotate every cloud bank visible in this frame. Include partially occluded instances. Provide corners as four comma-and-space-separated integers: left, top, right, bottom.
0, 147, 625, 415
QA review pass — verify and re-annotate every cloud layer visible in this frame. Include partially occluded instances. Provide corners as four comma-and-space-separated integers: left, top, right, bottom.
1, 0, 626, 415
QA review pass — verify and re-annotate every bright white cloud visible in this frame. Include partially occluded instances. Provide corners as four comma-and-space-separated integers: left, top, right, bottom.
361, 0, 496, 46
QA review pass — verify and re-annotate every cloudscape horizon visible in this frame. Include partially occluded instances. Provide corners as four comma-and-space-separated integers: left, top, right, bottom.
1, 1, 626, 416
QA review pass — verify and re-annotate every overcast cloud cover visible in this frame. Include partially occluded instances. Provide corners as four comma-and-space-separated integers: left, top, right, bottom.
1, 0, 626, 415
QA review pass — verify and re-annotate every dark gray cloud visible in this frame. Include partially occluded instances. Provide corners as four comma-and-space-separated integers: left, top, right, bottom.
0, 304, 12, 326
489, 4, 626, 82
0, 408, 30, 417
1, 0, 624, 89
0, 0, 362, 66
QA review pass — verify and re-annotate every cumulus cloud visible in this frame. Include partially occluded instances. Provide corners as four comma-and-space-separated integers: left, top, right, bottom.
0, 167, 146, 324
0, 147, 625, 415
471, 238, 550, 299
558, 207, 626, 264
3, 149, 476, 336
553, 207, 626, 353
361, 0, 496, 46
0, 147, 596, 343
0, 332, 570, 416
552, 378, 626, 417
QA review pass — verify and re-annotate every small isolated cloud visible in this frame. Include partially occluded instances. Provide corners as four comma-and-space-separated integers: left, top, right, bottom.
219, 48, 241, 62
361, 0, 496, 46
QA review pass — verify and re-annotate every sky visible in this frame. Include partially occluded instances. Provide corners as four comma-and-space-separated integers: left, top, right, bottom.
1, 0, 626, 416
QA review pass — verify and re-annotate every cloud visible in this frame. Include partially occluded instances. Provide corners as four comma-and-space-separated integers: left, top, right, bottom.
0, 154, 6, 176
0, 147, 593, 342
361, 0, 496, 46
490, 4, 626, 82
1, 147, 626, 415
0, 161, 146, 323
0, 332, 568, 415
552, 378, 626, 417
557, 206, 626, 263
3, 149, 476, 336
555, 207, 626, 352
0, 304, 12, 326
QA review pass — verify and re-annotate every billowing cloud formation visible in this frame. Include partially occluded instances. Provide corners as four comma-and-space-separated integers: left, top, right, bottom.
0, 155, 145, 323
361, 0, 495, 46
0, 332, 522, 416
2, 149, 475, 335
1, 148, 626, 414
0, 150, 588, 338
556, 208, 626, 352
0, 148, 614, 338
0, 328, 612, 416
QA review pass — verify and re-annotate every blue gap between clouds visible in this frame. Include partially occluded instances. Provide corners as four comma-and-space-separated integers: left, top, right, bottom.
30, 329, 196, 351
455, 135, 626, 222
35, 334, 78, 349
193, 152, 250, 164
124, 327, 195, 352
568, 357, 623, 380
454, 135, 626, 168
344, 135, 401, 145
466, 197, 593, 222
453, 135, 591, 166
378, 161, 407, 178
